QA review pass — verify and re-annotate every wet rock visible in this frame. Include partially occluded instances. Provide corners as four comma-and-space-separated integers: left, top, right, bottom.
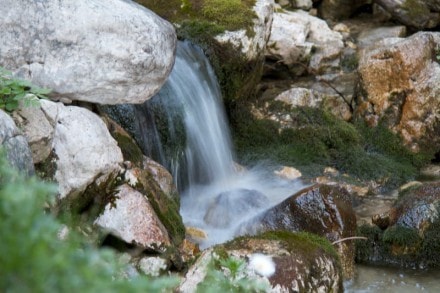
357, 32, 440, 152
318, 0, 370, 21
204, 189, 269, 228
0, 0, 176, 104
0, 110, 34, 176
420, 164, 440, 180
237, 184, 357, 278
95, 184, 171, 252
375, 0, 440, 29
123, 159, 185, 247
357, 181, 440, 268
179, 231, 343, 292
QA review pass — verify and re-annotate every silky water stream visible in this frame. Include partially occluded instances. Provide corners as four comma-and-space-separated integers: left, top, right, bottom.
136, 41, 440, 291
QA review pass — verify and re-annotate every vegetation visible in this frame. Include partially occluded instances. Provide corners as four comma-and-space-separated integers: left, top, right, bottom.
0, 67, 50, 112
0, 152, 178, 292
231, 105, 432, 190
136, 0, 256, 35
197, 255, 269, 293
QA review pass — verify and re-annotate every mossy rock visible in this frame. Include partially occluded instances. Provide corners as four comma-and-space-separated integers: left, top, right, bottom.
181, 231, 343, 292
223, 231, 343, 292
137, 0, 263, 103
133, 168, 185, 247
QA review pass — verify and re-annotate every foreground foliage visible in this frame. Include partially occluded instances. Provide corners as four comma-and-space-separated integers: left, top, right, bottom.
0, 153, 178, 292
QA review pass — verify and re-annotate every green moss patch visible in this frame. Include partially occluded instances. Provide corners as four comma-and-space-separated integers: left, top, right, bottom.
231, 105, 432, 190
136, 0, 256, 35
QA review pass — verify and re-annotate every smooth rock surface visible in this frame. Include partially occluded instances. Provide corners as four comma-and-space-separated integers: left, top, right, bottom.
0, 0, 176, 104
40, 100, 123, 201
95, 184, 171, 251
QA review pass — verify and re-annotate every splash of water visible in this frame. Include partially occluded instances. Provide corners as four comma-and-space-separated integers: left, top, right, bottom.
138, 41, 304, 248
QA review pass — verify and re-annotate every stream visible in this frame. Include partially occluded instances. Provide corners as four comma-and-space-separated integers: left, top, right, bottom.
137, 41, 440, 291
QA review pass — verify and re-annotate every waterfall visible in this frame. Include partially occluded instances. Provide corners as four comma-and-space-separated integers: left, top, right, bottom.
136, 41, 303, 247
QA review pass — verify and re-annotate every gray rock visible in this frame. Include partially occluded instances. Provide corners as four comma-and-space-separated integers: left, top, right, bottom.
357, 26, 407, 49
375, 0, 440, 29
204, 188, 270, 228
39, 100, 123, 203
0, 0, 176, 104
0, 110, 34, 175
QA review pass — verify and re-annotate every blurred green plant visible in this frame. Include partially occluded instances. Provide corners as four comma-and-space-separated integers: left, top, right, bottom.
0, 151, 178, 292
196, 255, 269, 293
0, 67, 50, 112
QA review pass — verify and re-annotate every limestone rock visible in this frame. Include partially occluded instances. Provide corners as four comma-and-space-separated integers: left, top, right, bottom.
179, 231, 343, 292
215, 0, 274, 60
237, 184, 357, 278
13, 100, 54, 164
375, 0, 440, 29
357, 32, 440, 151
357, 26, 407, 49
0, 110, 34, 175
266, 10, 344, 75
95, 184, 171, 251
274, 166, 302, 180
39, 100, 123, 203
138, 256, 169, 277
0, 0, 176, 104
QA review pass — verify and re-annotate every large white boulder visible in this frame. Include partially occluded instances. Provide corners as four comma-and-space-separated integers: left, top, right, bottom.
0, 0, 176, 104
38, 100, 123, 201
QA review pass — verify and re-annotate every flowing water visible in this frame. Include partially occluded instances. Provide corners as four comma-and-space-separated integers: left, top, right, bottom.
137, 41, 440, 290
136, 41, 303, 248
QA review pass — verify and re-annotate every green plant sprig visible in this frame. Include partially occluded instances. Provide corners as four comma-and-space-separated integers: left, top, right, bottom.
0, 67, 51, 112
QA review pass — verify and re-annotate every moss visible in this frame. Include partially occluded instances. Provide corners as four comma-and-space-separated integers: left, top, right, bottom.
382, 226, 420, 247
231, 105, 431, 190
420, 219, 440, 267
201, 0, 255, 32
402, 0, 430, 19
112, 133, 144, 166
355, 224, 383, 263
137, 0, 256, 35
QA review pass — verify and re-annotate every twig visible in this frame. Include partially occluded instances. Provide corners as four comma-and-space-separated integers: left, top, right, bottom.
332, 236, 368, 245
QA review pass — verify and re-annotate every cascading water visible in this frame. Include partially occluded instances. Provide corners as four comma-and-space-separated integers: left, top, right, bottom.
137, 41, 304, 248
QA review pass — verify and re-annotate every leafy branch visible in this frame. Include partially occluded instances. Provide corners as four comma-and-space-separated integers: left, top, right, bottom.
0, 67, 51, 112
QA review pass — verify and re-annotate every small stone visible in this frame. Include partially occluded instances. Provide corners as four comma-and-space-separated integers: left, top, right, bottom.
274, 166, 302, 180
